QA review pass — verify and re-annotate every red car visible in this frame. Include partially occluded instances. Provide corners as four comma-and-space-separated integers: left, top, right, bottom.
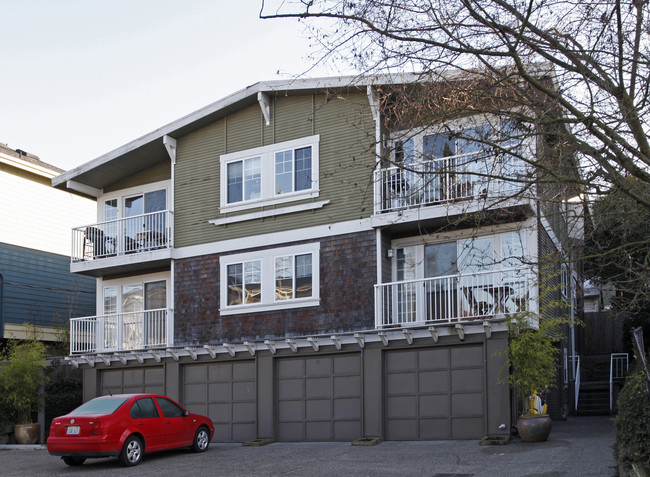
47, 393, 214, 467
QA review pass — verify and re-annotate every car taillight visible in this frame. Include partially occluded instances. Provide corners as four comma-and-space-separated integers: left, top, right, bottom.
91, 421, 107, 435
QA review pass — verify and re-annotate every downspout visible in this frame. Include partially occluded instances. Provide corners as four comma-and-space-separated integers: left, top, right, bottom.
368, 85, 383, 329
163, 136, 177, 347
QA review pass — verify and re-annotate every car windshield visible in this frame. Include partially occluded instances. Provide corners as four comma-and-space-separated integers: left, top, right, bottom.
69, 397, 128, 415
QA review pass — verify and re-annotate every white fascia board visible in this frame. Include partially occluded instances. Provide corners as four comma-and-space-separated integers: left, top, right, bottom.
0, 152, 59, 179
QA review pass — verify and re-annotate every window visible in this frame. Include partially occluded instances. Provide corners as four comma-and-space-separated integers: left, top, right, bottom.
98, 182, 169, 253
220, 243, 320, 314
227, 260, 261, 305
275, 253, 313, 300
156, 397, 185, 418
220, 135, 320, 212
389, 121, 529, 204
130, 398, 159, 419
101, 274, 169, 350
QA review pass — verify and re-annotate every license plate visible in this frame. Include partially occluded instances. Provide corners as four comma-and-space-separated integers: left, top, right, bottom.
66, 426, 80, 435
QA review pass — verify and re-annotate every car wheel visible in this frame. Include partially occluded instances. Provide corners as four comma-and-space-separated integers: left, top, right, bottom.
191, 426, 210, 453
62, 456, 86, 466
118, 435, 143, 467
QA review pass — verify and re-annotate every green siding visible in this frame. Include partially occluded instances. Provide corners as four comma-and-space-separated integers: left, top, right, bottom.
174, 91, 376, 248
175, 121, 225, 246
273, 95, 315, 144
225, 104, 264, 153
105, 161, 170, 193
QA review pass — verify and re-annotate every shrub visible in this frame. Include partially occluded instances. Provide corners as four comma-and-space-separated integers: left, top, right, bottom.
0, 338, 47, 424
614, 370, 650, 463
44, 377, 82, 438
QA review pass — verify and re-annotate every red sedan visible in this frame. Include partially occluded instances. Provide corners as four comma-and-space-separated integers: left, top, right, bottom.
47, 393, 214, 467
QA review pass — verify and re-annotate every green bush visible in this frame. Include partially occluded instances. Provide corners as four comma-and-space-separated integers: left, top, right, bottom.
614, 370, 650, 462
44, 377, 82, 438
0, 338, 47, 424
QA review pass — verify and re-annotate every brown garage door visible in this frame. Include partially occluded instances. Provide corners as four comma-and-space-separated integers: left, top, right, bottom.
385, 344, 486, 440
182, 361, 256, 442
276, 354, 361, 441
100, 367, 164, 396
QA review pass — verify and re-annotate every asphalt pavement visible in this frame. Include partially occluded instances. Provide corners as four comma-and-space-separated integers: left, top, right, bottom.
0, 415, 617, 477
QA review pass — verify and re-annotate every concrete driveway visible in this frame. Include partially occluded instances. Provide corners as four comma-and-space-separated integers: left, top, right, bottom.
0, 415, 617, 477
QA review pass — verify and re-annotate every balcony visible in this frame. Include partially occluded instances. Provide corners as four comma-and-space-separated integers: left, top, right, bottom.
70, 308, 174, 354
375, 268, 535, 328
70, 210, 172, 276
374, 151, 526, 215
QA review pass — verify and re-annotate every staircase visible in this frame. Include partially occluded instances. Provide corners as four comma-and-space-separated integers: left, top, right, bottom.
576, 354, 613, 415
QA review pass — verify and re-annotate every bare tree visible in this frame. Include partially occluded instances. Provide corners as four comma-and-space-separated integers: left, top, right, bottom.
261, 0, 650, 208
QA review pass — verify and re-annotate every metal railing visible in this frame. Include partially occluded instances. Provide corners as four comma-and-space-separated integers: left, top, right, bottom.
70, 308, 174, 354
71, 210, 172, 262
374, 268, 534, 328
374, 151, 526, 214
610, 352, 629, 411
573, 355, 581, 412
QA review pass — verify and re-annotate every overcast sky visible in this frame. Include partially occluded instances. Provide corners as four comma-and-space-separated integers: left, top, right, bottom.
1, 1, 348, 171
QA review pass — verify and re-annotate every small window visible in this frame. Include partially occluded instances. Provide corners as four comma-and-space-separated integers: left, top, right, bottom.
156, 397, 185, 418
130, 398, 159, 419
227, 260, 262, 305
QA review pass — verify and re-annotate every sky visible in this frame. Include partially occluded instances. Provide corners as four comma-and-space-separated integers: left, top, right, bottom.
1, 1, 348, 171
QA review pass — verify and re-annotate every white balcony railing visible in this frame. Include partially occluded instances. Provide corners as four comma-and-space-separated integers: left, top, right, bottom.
70, 308, 174, 354
375, 269, 535, 328
71, 210, 172, 262
374, 151, 526, 214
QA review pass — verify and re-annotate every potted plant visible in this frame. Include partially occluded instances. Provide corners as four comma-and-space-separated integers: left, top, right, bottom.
0, 334, 48, 444
502, 311, 566, 442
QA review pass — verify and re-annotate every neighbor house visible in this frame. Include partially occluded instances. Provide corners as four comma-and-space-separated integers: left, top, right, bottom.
0, 143, 96, 343
52, 73, 582, 441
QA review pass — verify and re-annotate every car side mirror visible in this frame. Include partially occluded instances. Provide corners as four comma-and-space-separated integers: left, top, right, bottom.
184, 410, 189, 416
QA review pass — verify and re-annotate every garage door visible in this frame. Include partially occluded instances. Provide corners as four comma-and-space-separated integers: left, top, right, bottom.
182, 361, 256, 442
100, 367, 164, 396
385, 345, 486, 440
276, 354, 361, 441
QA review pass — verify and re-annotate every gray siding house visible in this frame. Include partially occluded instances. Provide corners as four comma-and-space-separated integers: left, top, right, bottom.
52, 74, 581, 442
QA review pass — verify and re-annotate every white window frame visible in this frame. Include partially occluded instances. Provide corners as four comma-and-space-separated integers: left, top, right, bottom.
390, 226, 533, 281
389, 116, 535, 173
99, 180, 170, 221
99, 271, 171, 314
220, 135, 320, 213
220, 243, 320, 315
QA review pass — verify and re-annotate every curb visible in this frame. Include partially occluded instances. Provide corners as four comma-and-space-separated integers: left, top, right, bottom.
0, 444, 46, 451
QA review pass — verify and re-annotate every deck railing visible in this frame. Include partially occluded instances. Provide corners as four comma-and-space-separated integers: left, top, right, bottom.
375, 268, 534, 328
609, 352, 629, 411
70, 308, 173, 354
374, 151, 526, 214
71, 210, 172, 262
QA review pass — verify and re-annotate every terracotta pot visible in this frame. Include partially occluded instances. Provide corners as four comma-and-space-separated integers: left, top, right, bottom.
14, 423, 40, 445
517, 415, 552, 442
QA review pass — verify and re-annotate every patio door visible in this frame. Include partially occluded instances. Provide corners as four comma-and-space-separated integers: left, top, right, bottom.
424, 242, 459, 321
124, 190, 167, 252
101, 279, 167, 351
394, 242, 458, 323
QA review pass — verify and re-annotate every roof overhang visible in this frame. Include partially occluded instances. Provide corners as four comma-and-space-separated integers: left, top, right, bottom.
51, 75, 387, 194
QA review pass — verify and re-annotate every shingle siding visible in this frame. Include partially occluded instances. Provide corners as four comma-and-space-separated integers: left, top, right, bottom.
173, 230, 376, 345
